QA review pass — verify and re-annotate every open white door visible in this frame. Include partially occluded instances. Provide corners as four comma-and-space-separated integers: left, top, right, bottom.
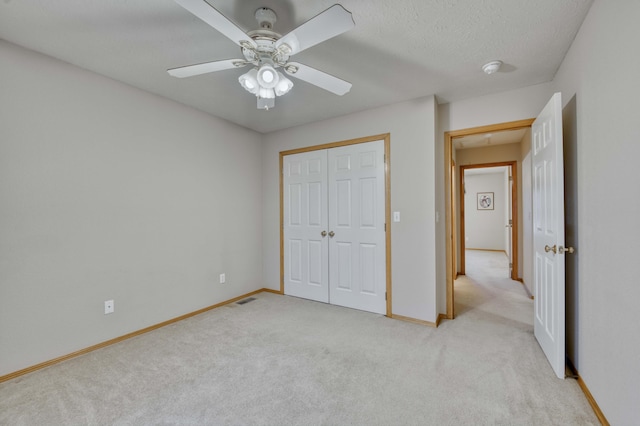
532, 92, 566, 379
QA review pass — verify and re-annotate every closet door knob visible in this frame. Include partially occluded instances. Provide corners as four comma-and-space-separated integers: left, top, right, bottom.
321, 231, 327, 237
329, 231, 335, 238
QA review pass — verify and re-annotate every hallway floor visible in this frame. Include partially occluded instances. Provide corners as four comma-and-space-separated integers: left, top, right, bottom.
455, 249, 532, 324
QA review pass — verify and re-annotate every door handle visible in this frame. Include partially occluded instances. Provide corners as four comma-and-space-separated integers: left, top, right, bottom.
559, 246, 575, 254
329, 231, 335, 238
321, 231, 327, 237
545, 245, 557, 254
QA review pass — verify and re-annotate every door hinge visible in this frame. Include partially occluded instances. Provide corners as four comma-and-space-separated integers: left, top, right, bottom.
509, 219, 513, 225
509, 176, 513, 182
384, 223, 386, 231
509, 263, 513, 268
385, 292, 387, 301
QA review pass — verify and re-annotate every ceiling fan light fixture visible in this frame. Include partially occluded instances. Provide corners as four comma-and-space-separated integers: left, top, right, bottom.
257, 64, 279, 89
170, 2, 356, 110
259, 87, 275, 99
275, 72, 293, 96
238, 68, 259, 94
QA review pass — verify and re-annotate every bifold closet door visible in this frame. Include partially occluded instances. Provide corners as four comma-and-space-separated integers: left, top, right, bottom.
283, 150, 329, 303
283, 140, 386, 315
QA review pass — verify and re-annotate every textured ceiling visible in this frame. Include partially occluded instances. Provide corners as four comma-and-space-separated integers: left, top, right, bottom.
0, 0, 593, 133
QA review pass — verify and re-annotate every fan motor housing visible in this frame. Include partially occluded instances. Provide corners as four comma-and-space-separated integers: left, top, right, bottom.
255, 7, 277, 29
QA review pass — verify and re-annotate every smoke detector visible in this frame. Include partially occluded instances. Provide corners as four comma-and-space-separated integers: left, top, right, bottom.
482, 60, 503, 75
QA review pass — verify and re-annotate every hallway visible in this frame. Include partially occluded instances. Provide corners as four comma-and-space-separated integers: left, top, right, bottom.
454, 249, 532, 326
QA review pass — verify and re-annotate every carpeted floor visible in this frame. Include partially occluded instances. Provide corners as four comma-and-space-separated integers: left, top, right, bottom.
0, 250, 598, 425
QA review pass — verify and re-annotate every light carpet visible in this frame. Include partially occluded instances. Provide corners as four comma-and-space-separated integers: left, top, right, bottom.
0, 251, 598, 425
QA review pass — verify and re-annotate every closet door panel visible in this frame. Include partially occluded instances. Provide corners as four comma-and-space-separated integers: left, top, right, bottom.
283, 151, 329, 302
328, 140, 386, 314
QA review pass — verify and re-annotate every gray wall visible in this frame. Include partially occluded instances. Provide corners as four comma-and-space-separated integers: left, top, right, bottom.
0, 41, 263, 376
464, 172, 506, 251
262, 97, 439, 323
550, 1, 640, 423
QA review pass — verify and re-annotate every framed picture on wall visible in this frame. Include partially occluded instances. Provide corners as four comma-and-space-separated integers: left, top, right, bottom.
477, 192, 494, 210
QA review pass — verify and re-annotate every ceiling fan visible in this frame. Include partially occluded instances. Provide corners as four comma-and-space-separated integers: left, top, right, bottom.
168, 0, 355, 110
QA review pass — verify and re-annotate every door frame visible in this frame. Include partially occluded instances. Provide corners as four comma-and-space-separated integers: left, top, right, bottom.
444, 120, 534, 319
459, 161, 518, 280
279, 133, 392, 316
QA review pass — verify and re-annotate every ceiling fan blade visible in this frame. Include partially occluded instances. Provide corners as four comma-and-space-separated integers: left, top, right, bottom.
174, 0, 256, 48
167, 59, 246, 78
276, 4, 354, 55
284, 62, 351, 96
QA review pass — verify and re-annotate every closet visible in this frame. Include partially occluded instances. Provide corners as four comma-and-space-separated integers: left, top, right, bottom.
282, 139, 387, 314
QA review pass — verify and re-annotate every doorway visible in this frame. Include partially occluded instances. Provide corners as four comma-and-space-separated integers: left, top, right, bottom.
444, 119, 534, 319
460, 161, 518, 280
279, 134, 392, 316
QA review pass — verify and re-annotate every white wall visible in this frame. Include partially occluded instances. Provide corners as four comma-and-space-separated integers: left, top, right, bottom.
438, 84, 555, 134
262, 97, 438, 322
464, 172, 506, 250
551, 1, 640, 423
0, 41, 263, 376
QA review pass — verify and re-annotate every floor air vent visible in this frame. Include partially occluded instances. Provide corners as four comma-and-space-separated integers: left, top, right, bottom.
236, 297, 256, 305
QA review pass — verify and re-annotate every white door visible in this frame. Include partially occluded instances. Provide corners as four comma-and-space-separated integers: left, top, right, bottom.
532, 92, 566, 379
283, 140, 387, 314
283, 151, 329, 302
328, 141, 386, 314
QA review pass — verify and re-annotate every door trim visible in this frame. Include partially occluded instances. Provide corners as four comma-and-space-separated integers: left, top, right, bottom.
280, 133, 392, 316
459, 161, 518, 280
444, 119, 534, 319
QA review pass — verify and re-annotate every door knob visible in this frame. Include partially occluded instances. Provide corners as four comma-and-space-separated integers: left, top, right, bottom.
559, 246, 575, 254
545, 244, 557, 254
329, 231, 335, 238
321, 231, 327, 237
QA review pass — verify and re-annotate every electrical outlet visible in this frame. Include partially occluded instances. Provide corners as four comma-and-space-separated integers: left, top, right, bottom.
219, 273, 226, 284
104, 300, 114, 314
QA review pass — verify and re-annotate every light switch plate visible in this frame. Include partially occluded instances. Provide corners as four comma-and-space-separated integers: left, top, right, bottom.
393, 211, 400, 222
